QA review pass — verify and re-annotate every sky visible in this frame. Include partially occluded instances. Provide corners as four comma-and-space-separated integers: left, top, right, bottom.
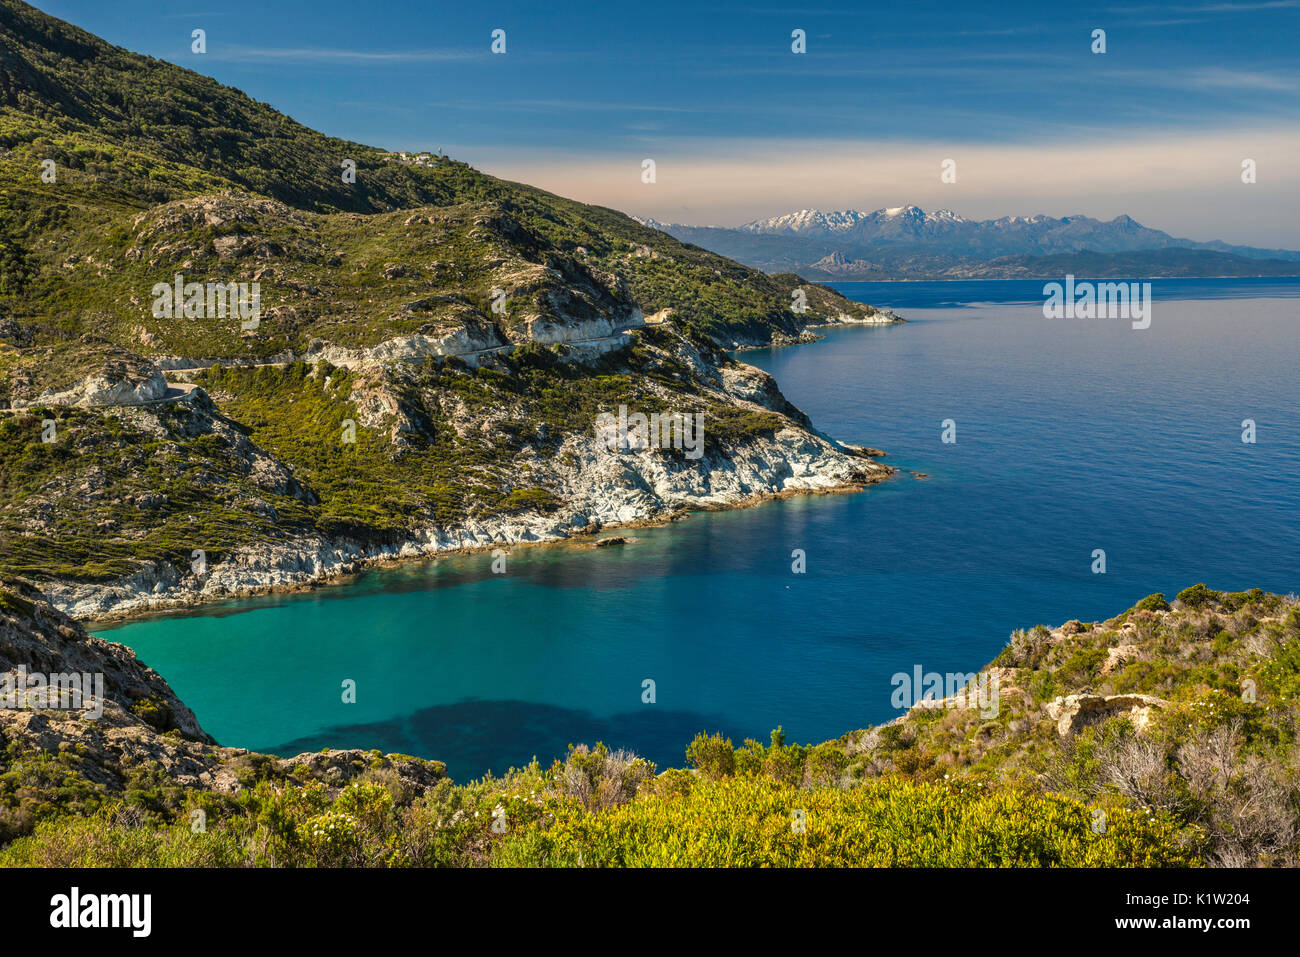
30, 0, 1300, 247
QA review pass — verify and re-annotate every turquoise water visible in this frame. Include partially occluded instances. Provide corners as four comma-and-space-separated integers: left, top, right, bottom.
97, 279, 1300, 778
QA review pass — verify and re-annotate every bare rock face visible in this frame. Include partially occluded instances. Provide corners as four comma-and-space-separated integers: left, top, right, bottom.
720, 362, 796, 414
55, 367, 168, 407
38, 333, 892, 622
1044, 692, 1171, 737
1, 579, 207, 740
1101, 644, 1142, 675
129, 192, 310, 245
8, 346, 169, 409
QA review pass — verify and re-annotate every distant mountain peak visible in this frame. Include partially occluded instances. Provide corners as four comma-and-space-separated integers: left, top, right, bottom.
654, 203, 1300, 278
738, 205, 979, 235
735, 205, 1163, 241
631, 215, 672, 231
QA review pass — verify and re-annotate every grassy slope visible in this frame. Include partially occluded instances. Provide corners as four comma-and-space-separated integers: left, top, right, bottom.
0, 0, 883, 352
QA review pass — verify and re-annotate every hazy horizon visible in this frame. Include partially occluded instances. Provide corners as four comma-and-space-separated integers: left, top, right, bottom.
31, 0, 1300, 247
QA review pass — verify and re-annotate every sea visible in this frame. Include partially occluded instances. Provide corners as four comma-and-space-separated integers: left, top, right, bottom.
95, 277, 1300, 779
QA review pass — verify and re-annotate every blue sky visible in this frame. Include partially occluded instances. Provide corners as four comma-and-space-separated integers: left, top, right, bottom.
32, 0, 1300, 244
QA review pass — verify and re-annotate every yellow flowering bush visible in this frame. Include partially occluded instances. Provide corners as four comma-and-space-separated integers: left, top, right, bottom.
494, 776, 1193, 867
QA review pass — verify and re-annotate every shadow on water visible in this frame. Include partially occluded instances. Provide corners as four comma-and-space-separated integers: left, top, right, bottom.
254, 698, 745, 780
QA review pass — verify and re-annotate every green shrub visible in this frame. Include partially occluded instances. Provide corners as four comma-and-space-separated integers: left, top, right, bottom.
549, 743, 655, 812
1221, 589, 1264, 612
1136, 593, 1171, 612
685, 732, 736, 780
1176, 584, 1222, 608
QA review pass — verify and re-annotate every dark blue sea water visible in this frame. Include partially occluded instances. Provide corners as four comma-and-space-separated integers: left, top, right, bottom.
97, 279, 1300, 779
831, 276, 1300, 309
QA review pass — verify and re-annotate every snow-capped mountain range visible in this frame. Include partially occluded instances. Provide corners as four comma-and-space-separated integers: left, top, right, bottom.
738, 205, 966, 235
632, 206, 1300, 279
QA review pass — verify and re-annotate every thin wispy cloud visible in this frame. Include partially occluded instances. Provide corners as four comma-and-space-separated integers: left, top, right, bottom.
1195, 0, 1300, 9
1109, 0, 1300, 13
1091, 66, 1300, 95
1185, 67, 1299, 90
210, 46, 480, 64
425, 98, 714, 115
1098, 2, 1300, 27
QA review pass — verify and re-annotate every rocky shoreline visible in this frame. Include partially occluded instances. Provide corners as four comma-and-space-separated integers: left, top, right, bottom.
13, 287, 901, 625
729, 310, 903, 352
16, 323, 897, 624
51, 426, 891, 623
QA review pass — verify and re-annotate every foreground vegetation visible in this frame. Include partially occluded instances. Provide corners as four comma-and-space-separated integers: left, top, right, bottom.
3, 583, 1297, 867
1, 743, 1188, 868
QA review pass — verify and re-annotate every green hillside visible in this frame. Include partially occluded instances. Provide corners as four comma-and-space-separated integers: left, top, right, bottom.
0, 0, 888, 351
0, 0, 896, 598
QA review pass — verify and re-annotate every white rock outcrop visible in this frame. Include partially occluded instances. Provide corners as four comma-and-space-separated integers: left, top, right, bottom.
17, 368, 169, 408
1044, 693, 1171, 737
47, 419, 887, 620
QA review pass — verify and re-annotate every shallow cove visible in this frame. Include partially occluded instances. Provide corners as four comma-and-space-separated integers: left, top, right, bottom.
96, 278, 1300, 779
